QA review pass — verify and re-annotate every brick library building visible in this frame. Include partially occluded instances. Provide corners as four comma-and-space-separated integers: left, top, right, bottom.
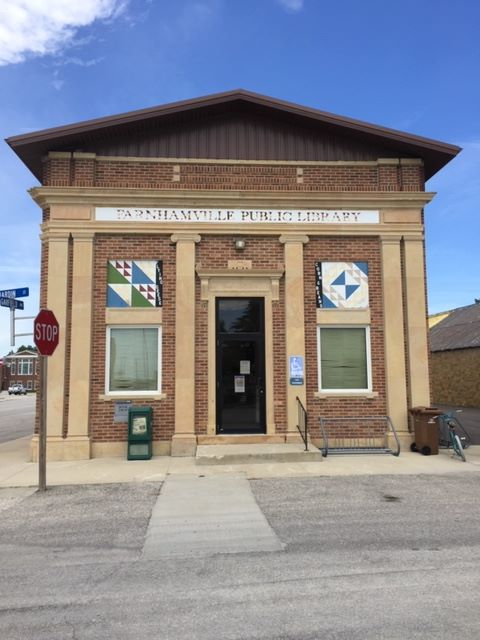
7, 90, 459, 461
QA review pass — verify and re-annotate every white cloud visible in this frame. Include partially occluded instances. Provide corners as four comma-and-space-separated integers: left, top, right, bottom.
159, 1, 220, 43
51, 68, 65, 90
54, 55, 105, 67
0, 0, 127, 66
276, 0, 304, 12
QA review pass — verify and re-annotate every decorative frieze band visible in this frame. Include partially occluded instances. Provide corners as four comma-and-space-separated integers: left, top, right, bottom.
96, 207, 380, 225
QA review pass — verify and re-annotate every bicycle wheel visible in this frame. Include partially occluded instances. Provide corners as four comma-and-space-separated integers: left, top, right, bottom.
450, 417, 472, 449
453, 434, 466, 462
437, 417, 450, 448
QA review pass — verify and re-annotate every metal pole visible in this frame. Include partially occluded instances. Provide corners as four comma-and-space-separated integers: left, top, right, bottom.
10, 303, 15, 346
38, 355, 47, 491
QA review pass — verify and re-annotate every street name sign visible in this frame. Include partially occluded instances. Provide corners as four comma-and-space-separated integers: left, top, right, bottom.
0, 287, 29, 298
34, 309, 60, 356
0, 297, 24, 310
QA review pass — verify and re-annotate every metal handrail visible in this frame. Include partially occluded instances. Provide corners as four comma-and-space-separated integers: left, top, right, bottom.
318, 416, 329, 457
296, 396, 309, 451
318, 416, 401, 457
386, 416, 401, 457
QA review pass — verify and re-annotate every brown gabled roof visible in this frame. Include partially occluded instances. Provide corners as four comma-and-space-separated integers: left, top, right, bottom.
430, 302, 480, 352
6, 89, 461, 181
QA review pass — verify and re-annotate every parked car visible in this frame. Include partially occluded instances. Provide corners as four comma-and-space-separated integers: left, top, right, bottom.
8, 384, 27, 395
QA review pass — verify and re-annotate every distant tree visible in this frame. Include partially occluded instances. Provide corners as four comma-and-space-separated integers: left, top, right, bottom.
16, 345, 37, 353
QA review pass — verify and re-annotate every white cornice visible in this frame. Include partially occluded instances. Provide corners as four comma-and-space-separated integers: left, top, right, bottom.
30, 186, 435, 210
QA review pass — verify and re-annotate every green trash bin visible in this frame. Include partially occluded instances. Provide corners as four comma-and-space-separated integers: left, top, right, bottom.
409, 407, 443, 456
127, 406, 153, 460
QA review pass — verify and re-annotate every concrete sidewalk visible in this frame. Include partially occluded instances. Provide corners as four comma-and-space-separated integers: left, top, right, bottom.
143, 475, 284, 558
1, 435, 480, 488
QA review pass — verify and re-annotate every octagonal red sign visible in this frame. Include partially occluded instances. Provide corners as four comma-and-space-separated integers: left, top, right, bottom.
34, 309, 60, 356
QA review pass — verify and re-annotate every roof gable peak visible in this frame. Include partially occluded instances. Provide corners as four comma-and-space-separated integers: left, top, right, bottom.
6, 89, 461, 181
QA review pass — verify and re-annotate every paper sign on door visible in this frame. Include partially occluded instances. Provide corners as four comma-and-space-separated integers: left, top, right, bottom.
234, 375, 245, 393
240, 360, 250, 374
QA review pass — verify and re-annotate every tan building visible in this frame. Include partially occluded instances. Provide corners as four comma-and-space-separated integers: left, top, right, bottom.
6, 90, 459, 460
430, 301, 480, 407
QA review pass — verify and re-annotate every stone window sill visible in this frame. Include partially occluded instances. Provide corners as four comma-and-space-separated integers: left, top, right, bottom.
314, 391, 378, 399
98, 393, 167, 401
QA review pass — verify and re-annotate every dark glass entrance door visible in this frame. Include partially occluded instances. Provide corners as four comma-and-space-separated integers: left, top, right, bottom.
216, 298, 266, 434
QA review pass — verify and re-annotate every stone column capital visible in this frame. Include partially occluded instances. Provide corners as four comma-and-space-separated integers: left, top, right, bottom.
279, 234, 309, 245
402, 234, 425, 243
44, 233, 71, 243
170, 233, 201, 244
71, 231, 95, 241
380, 235, 402, 245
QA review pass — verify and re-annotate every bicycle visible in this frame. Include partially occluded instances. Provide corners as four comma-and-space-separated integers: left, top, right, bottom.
430, 412, 467, 462
437, 410, 471, 451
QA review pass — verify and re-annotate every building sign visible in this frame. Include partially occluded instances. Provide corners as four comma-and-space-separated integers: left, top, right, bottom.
114, 401, 131, 423
96, 207, 379, 225
289, 355, 304, 386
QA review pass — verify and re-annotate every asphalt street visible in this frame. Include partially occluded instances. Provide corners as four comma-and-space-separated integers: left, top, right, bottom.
1, 473, 480, 639
0, 393, 35, 443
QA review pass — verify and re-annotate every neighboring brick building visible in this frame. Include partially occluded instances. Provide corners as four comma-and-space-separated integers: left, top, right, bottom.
430, 301, 480, 407
6, 90, 459, 460
2, 349, 39, 391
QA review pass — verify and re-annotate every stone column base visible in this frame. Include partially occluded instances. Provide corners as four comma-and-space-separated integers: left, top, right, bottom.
285, 432, 303, 443
171, 435, 197, 457
30, 435, 40, 462
30, 435, 91, 461
388, 431, 413, 452
62, 436, 91, 460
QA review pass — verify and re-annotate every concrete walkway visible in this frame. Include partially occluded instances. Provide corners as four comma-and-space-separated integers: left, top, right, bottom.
1, 436, 480, 488
143, 475, 284, 558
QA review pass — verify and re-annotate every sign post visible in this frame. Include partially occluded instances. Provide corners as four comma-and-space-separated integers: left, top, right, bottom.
0, 287, 30, 346
34, 309, 60, 492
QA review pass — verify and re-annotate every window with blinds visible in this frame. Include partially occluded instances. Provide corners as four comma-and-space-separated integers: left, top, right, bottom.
107, 327, 161, 393
318, 327, 371, 391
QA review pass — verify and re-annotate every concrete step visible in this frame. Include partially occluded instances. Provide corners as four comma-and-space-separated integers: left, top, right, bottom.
195, 443, 324, 465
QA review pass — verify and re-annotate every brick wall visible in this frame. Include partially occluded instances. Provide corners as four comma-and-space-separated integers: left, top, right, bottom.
195, 236, 286, 433
40, 153, 425, 446
89, 235, 176, 442
304, 237, 387, 439
431, 349, 480, 407
43, 156, 424, 192
86, 233, 390, 442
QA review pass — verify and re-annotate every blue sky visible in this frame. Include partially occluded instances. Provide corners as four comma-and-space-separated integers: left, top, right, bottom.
0, 0, 479, 355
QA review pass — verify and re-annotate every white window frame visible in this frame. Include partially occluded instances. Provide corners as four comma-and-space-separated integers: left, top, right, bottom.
18, 359, 33, 376
317, 325, 372, 393
105, 325, 162, 396
27, 380, 33, 390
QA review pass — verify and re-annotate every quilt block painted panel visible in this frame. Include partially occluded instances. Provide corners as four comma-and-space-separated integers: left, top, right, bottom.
315, 262, 368, 309
107, 260, 163, 307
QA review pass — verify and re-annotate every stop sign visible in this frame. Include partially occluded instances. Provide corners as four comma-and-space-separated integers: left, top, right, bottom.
34, 309, 60, 356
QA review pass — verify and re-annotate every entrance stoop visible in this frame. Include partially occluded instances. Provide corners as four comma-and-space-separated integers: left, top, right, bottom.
195, 443, 323, 465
